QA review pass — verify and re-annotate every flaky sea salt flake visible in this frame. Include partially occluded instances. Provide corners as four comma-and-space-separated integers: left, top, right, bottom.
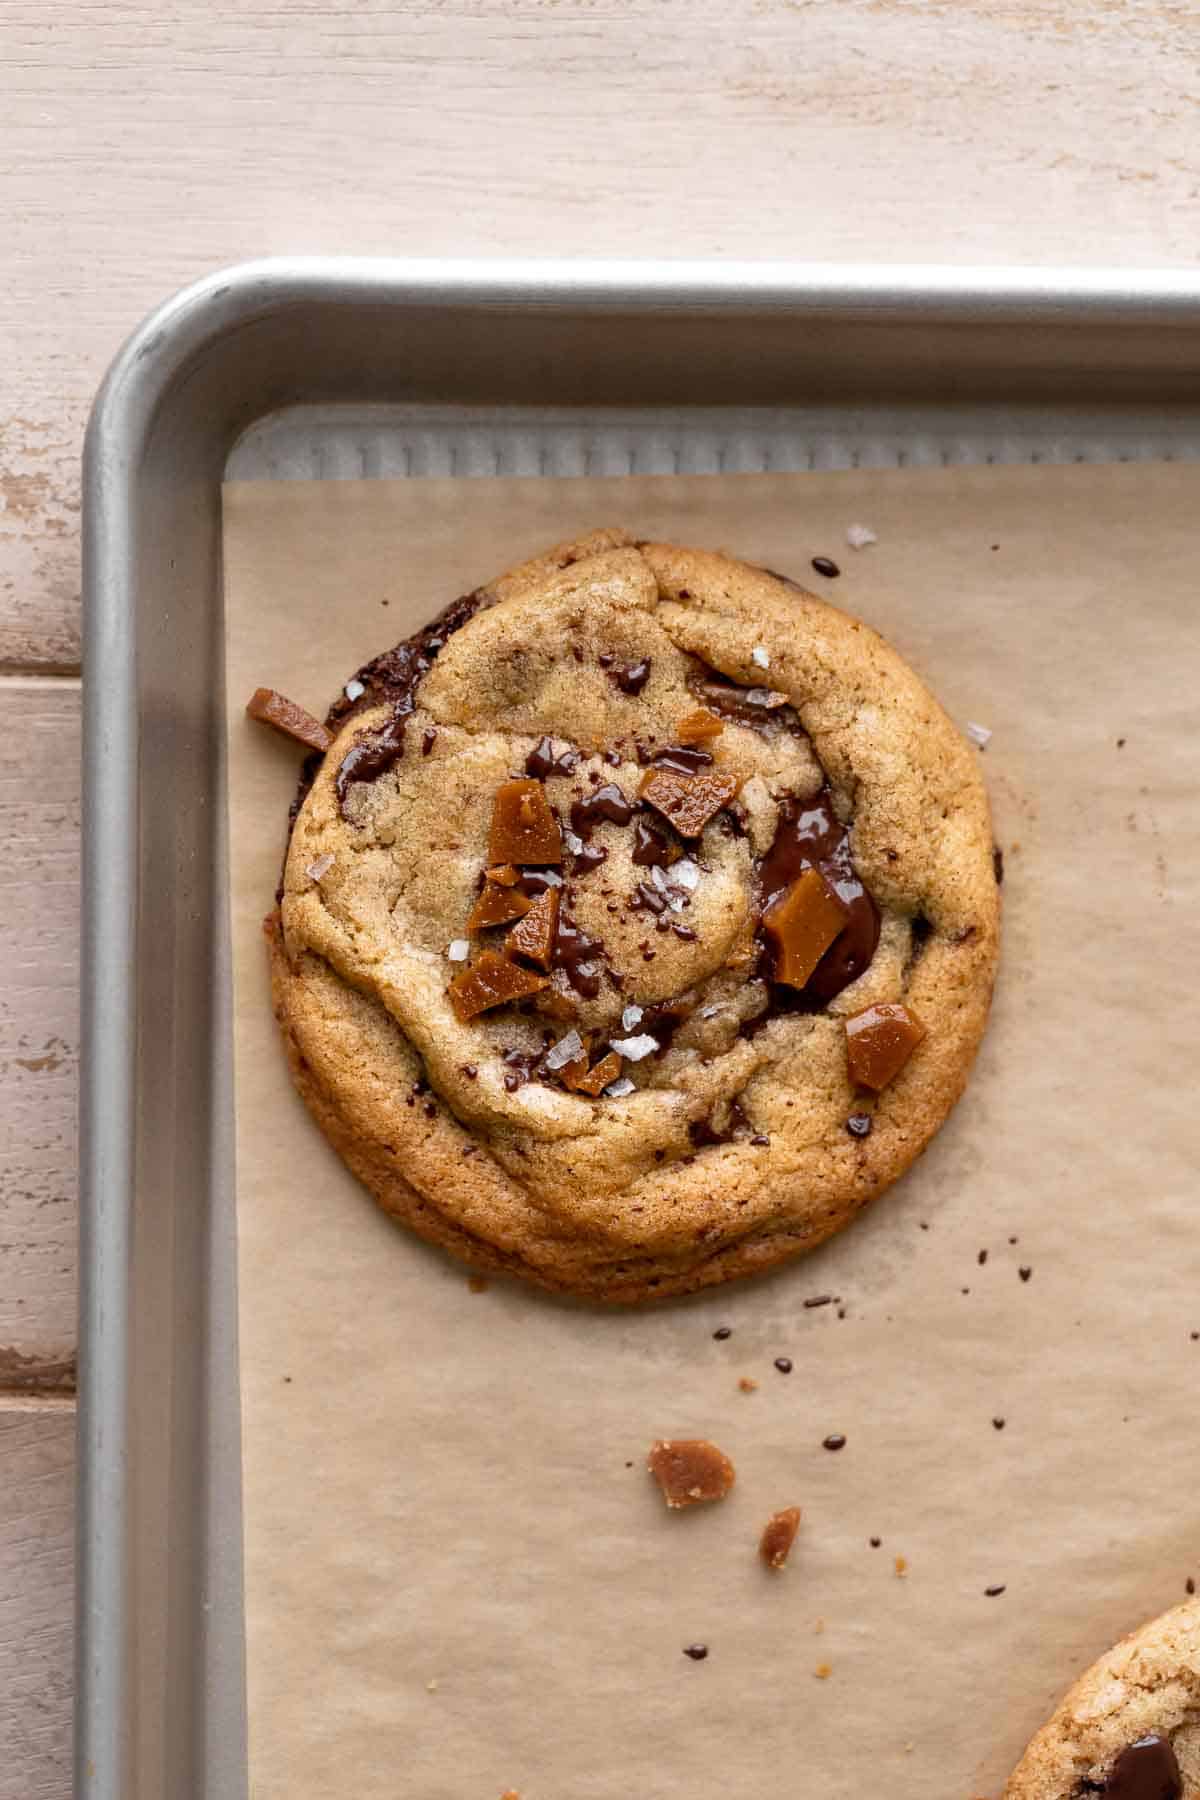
965, 720, 992, 750
751, 644, 771, 670
447, 939, 471, 962
610, 1034, 658, 1062
604, 1076, 636, 1098
305, 853, 334, 883
621, 1004, 644, 1032
845, 522, 877, 550
672, 858, 700, 890
545, 1029, 585, 1071
344, 678, 366, 701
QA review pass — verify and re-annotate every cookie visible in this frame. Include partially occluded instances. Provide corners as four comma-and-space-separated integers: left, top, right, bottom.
1004, 1599, 1200, 1797
266, 527, 999, 1301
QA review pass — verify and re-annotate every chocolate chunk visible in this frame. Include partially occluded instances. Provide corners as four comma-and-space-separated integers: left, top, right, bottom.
507, 887, 559, 968
648, 1438, 735, 1509
822, 1434, 847, 1452
760, 1506, 802, 1570
448, 950, 549, 1022
488, 778, 563, 866
1103, 1736, 1182, 1800
689, 1097, 748, 1147
246, 687, 333, 754
553, 914, 605, 998
675, 708, 724, 745
763, 867, 849, 989
682, 1644, 709, 1661
774, 1356, 793, 1374
570, 783, 634, 835
525, 735, 580, 779
845, 1001, 926, 1092
610, 658, 652, 695
634, 880, 668, 916
631, 815, 682, 868
568, 1050, 623, 1096
648, 743, 714, 776
757, 786, 880, 1003
811, 555, 840, 578
694, 677, 790, 723
467, 880, 533, 931
640, 765, 741, 838
713, 1326, 733, 1340
571, 842, 608, 876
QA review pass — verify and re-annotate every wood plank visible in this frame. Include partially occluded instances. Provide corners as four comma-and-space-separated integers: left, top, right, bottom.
0, 681, 79, 1384
0, 1403, 74, 1800
3, 0, 1200, 667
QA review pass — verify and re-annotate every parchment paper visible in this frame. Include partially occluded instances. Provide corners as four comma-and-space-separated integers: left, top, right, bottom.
224, 464, 1200, 1800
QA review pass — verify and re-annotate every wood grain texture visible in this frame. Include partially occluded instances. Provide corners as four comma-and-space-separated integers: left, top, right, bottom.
0, 1403, 74, 1800
3, 0, 1200, 667
0, 681, 79, 1388
2, 5, 1199, 1794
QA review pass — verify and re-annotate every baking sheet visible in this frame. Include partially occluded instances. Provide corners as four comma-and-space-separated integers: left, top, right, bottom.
224, 464, 1200, 1800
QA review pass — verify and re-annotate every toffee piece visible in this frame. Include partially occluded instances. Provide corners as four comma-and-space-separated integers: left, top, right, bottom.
648, 1438, 736, 1509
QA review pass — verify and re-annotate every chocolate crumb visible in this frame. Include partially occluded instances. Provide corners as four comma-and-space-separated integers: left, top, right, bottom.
774, 1356, 793, 1374
846, 1112, 872, 1139
1008, 1235, 1018, 1245
467, 1274, 489, 1294
804, 1295, 833, 1310
1188, 1578, 1196, 1595
978, 1248, 988, 1265
1018, 1266, 1032, 1282
993, 845, 1005, 885
993, 1417, 1005, 1430
984, 1585, 1006, 1598
822, 1434, 846, 1451
750, 1132, 770, 1146
919, 1221, 929, 1231
683, 1644, 709, 1661
611, 658, 652, 695
1192, 1332, 1199, 1342
461, 1064, 478, 1079
760, 1506, 802, 1570
811, 555, 840, 578
869, 1536, 882, 1548
1117, 737, 1127, 748
713, 1325, 733, 1340
961, 1287, 971, 1296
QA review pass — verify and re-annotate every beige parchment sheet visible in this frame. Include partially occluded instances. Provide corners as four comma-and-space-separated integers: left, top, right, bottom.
224, 464, 1200, 1800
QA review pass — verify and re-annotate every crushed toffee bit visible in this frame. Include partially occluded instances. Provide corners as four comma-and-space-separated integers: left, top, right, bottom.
488, 778, 563, 866
1018, 1266, 1032, 1282
640, 764, 741, 838
846, 1112, 872, 1139
894, 1555, 908, 1577
675, 707, 725, 745
713, 1325, 733, 1340
468, 879, 533, 931
611, 658, 652, 695
648, 1438, 736, 1509
760, 1506, 802, 1570
486, 863, 520, 887
525, 735, 580, 779
764, 866, 849, 990
738, 1377, 759, 1393
569, 1050, 623, 1097
448, 950, 549, 1022
774, 1356, 793, 1374
246, 686, 333, 754
682, 1644, 709, 1662
758, 787, 880, 1003
507, 887, 560, 968
814, 1663, 832, 1681
811, 555, 840, 578
845, 1002, 927, 1091
822, 1434, 847, 1452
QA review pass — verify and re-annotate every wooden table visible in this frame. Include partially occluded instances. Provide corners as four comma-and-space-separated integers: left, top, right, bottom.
3, 2, 1197, 1790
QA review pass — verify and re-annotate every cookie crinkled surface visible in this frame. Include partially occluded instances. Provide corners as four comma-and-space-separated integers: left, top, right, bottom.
1004, 1599, 1200, 1797
268, 527, 999, 1301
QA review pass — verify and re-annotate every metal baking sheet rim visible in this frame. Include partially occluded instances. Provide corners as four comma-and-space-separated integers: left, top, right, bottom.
79, 257, 1200, 1800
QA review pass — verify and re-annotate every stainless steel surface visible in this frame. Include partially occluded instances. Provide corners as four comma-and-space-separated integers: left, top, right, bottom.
81, 257, 1200, 1800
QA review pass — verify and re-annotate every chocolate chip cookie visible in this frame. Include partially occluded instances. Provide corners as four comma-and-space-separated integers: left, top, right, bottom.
1004, 1600, 1200, 1797
265, 527, 999, 1301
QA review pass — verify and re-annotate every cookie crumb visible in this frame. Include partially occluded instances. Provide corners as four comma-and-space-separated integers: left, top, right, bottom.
894, 1555, 908, 1578
738, 1377, 759, 1393
648, 1438, 735, 1508
426, 1678, 439, 1693
759, 1506, 802, 1570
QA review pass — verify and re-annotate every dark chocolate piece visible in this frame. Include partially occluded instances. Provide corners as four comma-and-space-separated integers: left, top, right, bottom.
1102, 1736, 1182, 1800
757, 785, 880, 1003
